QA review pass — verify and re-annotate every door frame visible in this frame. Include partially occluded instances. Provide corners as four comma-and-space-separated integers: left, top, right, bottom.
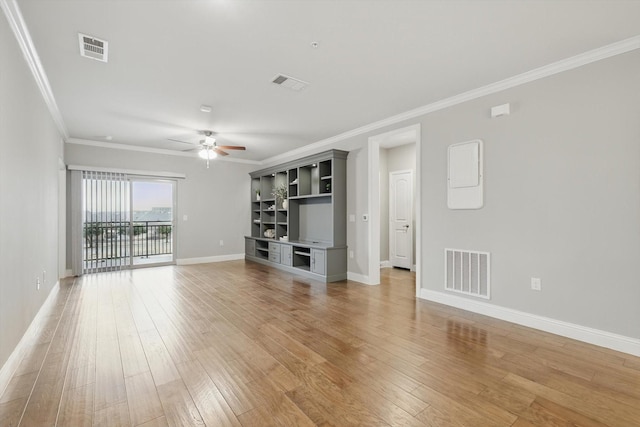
389, 169, 414, 270
368, 123, 421, 297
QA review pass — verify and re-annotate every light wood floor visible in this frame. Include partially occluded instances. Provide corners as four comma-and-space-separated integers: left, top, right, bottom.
1, 261, 639, 426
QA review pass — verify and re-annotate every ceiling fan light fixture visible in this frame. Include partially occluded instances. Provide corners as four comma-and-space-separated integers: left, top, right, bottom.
204, 134, 216, 146
198, 148, 217, 160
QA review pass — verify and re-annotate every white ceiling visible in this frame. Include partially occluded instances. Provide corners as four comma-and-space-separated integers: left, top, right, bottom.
16, 0, 640, 162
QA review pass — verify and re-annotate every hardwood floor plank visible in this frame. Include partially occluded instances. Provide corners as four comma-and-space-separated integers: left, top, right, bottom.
0, 397, 27, 427
125, 371, 164, 426
0, 372, 38, 404
137, 416, 169, 427
504, 372, 640, 426
138, 329, 181, 387
57, 384, 94, 426
176, 359, 241, 427
156, 379, 205, 427
1, 263, 639, 426
93, 401, 130, 427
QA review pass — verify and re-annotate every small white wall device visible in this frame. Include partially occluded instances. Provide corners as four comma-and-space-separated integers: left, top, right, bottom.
490, 103, 510, 118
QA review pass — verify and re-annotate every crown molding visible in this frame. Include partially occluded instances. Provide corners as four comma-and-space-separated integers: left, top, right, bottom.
0, 0, 68, 139
261, 35, 640, 166
66, 138, 261, 165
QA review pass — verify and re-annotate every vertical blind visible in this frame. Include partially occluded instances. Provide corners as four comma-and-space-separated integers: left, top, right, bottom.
81, 171, 129, 274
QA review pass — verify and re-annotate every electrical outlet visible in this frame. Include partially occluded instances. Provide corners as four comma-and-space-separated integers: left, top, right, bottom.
531, 277, 541, 291
183, 214, 188, 221
36, 276, 40, 291
349, 251, 354, 259
219, 240, 224, 246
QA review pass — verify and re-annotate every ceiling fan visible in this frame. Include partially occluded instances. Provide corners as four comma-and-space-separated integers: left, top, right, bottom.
169, 130, 246, 168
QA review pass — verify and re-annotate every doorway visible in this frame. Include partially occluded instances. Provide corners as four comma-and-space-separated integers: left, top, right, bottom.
368, 124, 421, 296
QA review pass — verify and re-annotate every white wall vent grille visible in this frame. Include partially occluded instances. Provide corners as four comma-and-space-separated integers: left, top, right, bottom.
78, 33, 108, 62
445, 248, 490, 299
271, 74, 309, 91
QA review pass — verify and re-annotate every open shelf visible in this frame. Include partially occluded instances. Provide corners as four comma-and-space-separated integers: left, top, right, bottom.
289, 194, 331, 200
246, 149, 348, 282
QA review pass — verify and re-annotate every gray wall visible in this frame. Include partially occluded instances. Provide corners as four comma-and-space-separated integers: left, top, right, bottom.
419, 50, 640, 338
379, 148, 389, 262
0, 14, 64, 369
65, 144, 254, 261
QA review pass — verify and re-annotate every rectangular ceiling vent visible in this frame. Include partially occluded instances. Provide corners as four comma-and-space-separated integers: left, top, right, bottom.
271, 74, 309, 91
78, 33, 108, 62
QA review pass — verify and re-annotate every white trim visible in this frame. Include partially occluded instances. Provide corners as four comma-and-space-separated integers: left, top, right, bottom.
0, 0, 68, 140
414, 128, 422, 297
66, 138, 261, 165
62, 269, 73, 278
368, 138, 381, 285
0, 281, 61, 398
380, 260, 391, 268
176, 253, 244, 265
419, 289, 640, 357
66, 164, 186, 179
347, 271, 371, 285
261, 36, 640, 166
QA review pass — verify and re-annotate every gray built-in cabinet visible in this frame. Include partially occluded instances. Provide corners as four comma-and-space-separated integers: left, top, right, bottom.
245, 149, 348, 282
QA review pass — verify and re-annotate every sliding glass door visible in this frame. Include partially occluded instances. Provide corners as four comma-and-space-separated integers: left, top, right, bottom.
80, 174, 175, 273
130, 179, 175, 266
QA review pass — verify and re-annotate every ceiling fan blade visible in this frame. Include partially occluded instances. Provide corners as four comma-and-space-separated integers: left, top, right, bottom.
167, 138, 196, 145
213, 147, 229, 156
216, 145, 246, 150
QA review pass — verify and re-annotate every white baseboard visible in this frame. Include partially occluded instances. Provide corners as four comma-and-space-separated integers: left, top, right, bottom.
419, 289, 640, 357
176, 253, 244, 265
0, 280, 61, 398
62, 269, 73, 278
380, 261, 416, 271
347, 271, 371, 285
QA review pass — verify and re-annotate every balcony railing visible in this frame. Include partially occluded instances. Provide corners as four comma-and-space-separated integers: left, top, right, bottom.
83, 221, 172, 264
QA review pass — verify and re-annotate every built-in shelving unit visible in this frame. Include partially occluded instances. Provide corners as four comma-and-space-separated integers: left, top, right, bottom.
245, 149, 348, 282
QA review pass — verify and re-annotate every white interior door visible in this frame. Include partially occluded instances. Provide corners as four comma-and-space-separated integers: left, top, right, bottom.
389, 170, 413, 269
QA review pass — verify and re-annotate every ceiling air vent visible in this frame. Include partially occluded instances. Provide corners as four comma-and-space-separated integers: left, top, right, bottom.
78, 33, 108, 62
271, 74, 309, 91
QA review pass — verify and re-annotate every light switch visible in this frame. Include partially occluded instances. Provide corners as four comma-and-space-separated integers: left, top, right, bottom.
349, 214, 356, 222
183, 215, 188, 221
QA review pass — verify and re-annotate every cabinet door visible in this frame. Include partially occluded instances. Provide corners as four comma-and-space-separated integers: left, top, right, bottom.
268, 242, 281, 253
269, 251, 281, 263
281, 245, 292, 266
311, 249, 326, 275
245, 239, 256, 256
